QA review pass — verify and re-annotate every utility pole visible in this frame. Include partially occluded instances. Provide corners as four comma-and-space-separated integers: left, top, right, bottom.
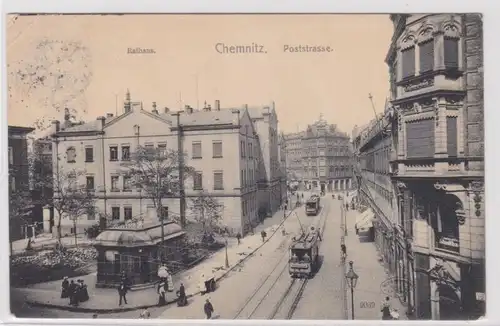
160, 206, 167, 261
175, 113, 186, 227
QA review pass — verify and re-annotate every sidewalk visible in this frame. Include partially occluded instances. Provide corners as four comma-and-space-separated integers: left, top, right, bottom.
13, 204, 298, 313
343, 209, 407, 320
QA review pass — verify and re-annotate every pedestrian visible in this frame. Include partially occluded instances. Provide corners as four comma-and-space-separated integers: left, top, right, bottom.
118, 281, 128, 306
381, 296, 392, 320
236, 232, 241, 245
317, 228, 322, 241
355, 224, 359, 235
204, 298, 214, 319
261, 230, 267, 242
157, 280, 167, 306
80, 280, 89, 302
68, 280, 78, 306
341, 243, 347, 260
177, 282, 187, 307
61, 276, 69, 299
345, 203, 349, 211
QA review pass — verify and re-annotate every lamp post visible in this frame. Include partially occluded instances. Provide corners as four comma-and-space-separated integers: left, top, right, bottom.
224, 227, 229, 268
345, 260, 359, 320
343, 202, 348, 236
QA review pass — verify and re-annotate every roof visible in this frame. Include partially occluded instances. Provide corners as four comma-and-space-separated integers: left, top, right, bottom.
247, 106, 270, 119
178, 109, 239, 126
94, 221, 185, 247
61, 120, 100, 132
8, 125, 35, 135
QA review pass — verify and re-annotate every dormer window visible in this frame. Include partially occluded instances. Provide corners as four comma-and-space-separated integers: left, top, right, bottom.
66, 147, 76, 163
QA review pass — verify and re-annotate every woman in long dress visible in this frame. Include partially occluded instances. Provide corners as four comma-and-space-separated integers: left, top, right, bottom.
157, 281, 167, 306
61, 277, 69, 298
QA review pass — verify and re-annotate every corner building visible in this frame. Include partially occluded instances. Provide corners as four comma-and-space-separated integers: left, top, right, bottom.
50, 93, 282, 237
386, 14, 484, 320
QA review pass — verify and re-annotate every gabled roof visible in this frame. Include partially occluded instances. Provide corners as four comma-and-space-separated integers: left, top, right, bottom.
62, 120, 100, 132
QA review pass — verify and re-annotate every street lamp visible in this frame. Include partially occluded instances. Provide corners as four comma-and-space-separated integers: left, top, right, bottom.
345, 260, 359, 320
224, 227, 229, 269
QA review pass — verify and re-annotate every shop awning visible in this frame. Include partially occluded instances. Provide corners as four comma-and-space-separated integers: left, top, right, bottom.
355, 208, 375, 229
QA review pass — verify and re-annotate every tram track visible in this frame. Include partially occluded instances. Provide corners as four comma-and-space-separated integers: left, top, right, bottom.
233, 196, 331, 320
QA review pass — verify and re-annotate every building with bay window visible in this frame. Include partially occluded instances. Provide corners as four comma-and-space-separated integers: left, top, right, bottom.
385, 14, 484, 320
283, 116, 354, 193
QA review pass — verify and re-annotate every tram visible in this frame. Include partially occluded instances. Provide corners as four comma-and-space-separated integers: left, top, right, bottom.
289, 228, 320, 278
305, 195, 321, 216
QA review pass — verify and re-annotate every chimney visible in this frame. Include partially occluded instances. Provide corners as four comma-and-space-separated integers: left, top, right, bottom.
185, 105, 193, 114
124, 89, 131, 113
164, 107, 170, 114
214, 100, 220, 111
152, 102, 158, 114
51, 120, 60, 134
106, 113, 114, 118
97, 116, 106, 130
203, 104, 211, 112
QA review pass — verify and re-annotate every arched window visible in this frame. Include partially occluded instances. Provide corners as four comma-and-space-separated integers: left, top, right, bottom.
66, 147, 76, 163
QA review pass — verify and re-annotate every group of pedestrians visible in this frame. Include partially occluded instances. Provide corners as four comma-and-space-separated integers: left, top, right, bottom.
60, 276, 89, 306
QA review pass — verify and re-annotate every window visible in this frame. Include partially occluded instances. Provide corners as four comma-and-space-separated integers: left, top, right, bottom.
159, 207, 169, 220
123, 176, 132, 191
241, 141, 246, 158
112, 207, 120, 220
193, 171, 203, 190
419, 40, 434, 73
158, 144, 167, 157
122, 145, 130, 161
109, 146, 118, 161
144, 143, 154, 154
213, 141, 223, 158
214, 171, 224, 190
85, 146, 94, 162
406, 120, 435, 159
124, 207, 133, 220
402, 47, 415, 79
435, 195, 460, 252
87, 206, 96, 220
111, 176, 119, 191
8, 147, 13, 165
86, 176, 95, 191
241, 170, 244, 187
249, 143, 253, 158
192, 142, 202, 159
66, 147, 76, 163
447, 117, 458, 157
444, 38, 459, 69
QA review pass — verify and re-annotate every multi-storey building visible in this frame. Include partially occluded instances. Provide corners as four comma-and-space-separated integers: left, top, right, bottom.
50, 93, 282, 236
8, 125, 35, 242
301, 117, 353, 193
352, 110, 396, 281
384, 14, 484, 320
247, 104, 284, 215
283, 131, 306, 181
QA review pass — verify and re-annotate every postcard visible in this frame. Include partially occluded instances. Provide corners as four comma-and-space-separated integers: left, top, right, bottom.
7, 13, 485, 321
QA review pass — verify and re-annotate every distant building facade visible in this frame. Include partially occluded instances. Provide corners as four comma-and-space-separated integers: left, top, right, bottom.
384, 14, 484, 320
284, 117, 354, 193
8, 125, 35, 242
49, 93, 283, 236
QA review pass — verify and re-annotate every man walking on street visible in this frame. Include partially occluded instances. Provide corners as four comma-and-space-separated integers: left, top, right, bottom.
204, 298, 214, 319
261, 230, 267, 243
118, 281, 128, 306
236, 232, 241, 245
341, 243, 347, 260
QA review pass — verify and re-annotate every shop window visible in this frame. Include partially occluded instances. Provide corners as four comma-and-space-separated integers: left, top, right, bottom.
434, 194, 461, 252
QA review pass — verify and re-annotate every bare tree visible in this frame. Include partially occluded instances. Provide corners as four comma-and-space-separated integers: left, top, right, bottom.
120, 145, 193, 259
52, 167, 95, 246
9, 171, 34, 254
190, 191, 223, 239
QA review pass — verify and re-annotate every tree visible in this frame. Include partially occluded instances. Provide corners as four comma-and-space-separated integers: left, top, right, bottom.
52, 167, 95, 246
120, 145, 193, 259
190, 191, 223, 240
9, 175, 34, 255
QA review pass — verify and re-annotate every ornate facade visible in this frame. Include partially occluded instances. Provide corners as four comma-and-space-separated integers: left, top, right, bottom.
385, 14, 484, 320
284, 116, 354, 193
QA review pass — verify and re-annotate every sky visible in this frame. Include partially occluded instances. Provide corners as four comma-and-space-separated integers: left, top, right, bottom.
7, 14, 394, 136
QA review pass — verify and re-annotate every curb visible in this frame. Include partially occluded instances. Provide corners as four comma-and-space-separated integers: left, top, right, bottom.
25, 207, 298, 314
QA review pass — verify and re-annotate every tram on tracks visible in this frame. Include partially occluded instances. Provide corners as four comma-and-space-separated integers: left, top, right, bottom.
288, 228, 320, 278
305, 195, 321, 216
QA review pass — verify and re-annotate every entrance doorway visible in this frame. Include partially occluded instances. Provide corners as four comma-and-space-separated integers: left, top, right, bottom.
438, 284, 462, 320
320, 183, 325, 193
